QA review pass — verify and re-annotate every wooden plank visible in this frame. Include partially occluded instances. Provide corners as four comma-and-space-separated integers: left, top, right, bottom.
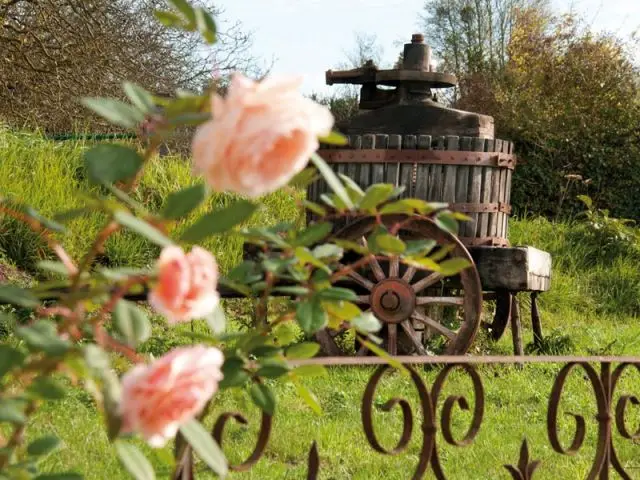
358, 134, 375, 189
386, 134, 402, 187
468, 137, 485, 238
373, 134, 388, 185
347, 135, 361, 185
469, 246, 552, 292
503, 140, 513, 240
478, 139, 494, 238
414, 135, 431, 200
488, 139, 503, 238
455, 137, 472, 236
400, 135, 416, 197
443, 136, 459, 203
428, 136, 445, 201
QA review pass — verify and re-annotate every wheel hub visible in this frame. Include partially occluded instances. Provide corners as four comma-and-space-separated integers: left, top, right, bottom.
370, 278, 416, 324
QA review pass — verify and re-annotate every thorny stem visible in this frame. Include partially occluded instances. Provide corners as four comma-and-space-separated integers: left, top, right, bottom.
0, 205, 78, 274
0, 401, 37, 469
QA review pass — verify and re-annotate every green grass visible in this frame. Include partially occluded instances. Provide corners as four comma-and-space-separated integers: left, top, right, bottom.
2, 127, 640, 479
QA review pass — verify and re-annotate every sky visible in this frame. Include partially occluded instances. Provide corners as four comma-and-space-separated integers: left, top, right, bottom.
216, 0, 640, 95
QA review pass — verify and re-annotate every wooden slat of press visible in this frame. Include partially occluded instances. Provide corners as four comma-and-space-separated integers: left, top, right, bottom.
347, 135, 361, 184
468, 137, 485, 238
489, 139, 503, 238
504, 141, 514, 238
373, 134, 388, 185
414, 135, 431, 200
429, 136, 445, 201
456, 137, 472, 237
478, 138, 494, 238
359, 134, 375, 190
386, 135, 402, 187
443, 136, 459, 204
500, 140, 512, 240
400, 135, 416, 197
498, 139, 509, 240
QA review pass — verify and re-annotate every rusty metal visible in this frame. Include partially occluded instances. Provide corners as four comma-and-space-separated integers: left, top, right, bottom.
449, 202, 512, 214
317, 149, 517, 170
458, 236, 510, 247
173, 356, 640, 480
369, 278, 416, 324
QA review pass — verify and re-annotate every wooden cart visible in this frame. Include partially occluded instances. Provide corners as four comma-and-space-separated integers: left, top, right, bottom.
305, 34, 551, 356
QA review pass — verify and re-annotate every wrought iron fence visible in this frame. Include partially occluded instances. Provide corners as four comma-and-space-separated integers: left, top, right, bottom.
173, 355, 640, 480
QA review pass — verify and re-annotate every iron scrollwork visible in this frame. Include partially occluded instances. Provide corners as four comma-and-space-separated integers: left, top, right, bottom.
173, 356, 640, 479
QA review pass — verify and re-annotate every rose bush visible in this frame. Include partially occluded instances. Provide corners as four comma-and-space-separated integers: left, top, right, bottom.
0, 1, 470, 479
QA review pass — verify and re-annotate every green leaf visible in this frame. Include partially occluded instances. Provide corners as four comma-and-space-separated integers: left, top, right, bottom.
316, 287, 357, 302
319, 131, 348, 146
302, 200, 327, 217
179, 420, 228, 478
289, 168, 319, 188
37, 261, 71, 276
359, 184, 395, 211
123, 82, 155, 114
406, 257, 441, 272
114, 211, 173, 247
292, 364, 327, 378
161, 183, 206, 220
83, 344, 111, 373
404, 240, 437, 256
286, 342, 320, 360
169, 0, 196, 23
0, 284, 39, 308
115, 441, 156, 480
0, 400, 25, 424
310, 153, 354, 209
204, 305, 225, 334
359, 338, 408, 375
195, 7, 216, 43
28, 436, 61, 457
312, 243, 343, 260
34, 473, 83, 480
272, 286, 310, 296
351, 312, 382, 333
293, 222, 332, 247
219, 358, 248, 388
0, 344, 25, 379
249, 383, 276, 415
16, 321, 70, 356
294, 382, 322, 415
20, 205, 66, 233
113, 300, 152, 348
333, 239, 369, 255
154, 10, 184, 27
181, 200, 257, 243
434, 212, 459, 234
81, 98, 144, 129
296, 300, 327, 334
374, 234, 406, 254
438, 258, 472, 276
256, 360, 290, 379
84, 144, 143, 186
28, 377, 66, 400
53, 207, 92, 223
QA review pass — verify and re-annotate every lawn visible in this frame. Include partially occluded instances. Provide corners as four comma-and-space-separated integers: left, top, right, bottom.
1, 128, 640, 479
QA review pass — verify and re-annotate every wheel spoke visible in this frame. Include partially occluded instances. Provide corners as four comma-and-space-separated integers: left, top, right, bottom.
411, 271, 442, 292
416, 296, 464, 306
355, 295, 371, 304
400, 321, 428, 355
389, 257, 400, 278
402, 265, 417, 283
361, 236, 385, 281
387, 323, 398, 355
337, 263, 375, 290
411, 310, 456, 340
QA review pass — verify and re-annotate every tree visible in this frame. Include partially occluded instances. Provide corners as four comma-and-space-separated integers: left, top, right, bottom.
421, 0, 549, 100
0, 0, 261, 132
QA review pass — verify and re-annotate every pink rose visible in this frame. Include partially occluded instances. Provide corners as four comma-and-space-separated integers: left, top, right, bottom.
192, 73, 334, 197
119, 345, 224, 447
149, 246, 220, 324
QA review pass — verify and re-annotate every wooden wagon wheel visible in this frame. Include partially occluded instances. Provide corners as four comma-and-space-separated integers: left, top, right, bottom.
316, 215, 482, 356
